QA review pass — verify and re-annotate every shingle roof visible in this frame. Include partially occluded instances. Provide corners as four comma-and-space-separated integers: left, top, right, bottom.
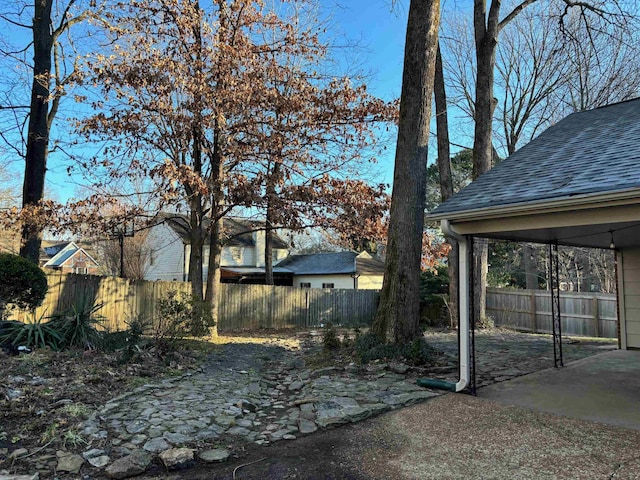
431, 98, 640, 216
276, 252, 356, 275
276, 251, 385, 276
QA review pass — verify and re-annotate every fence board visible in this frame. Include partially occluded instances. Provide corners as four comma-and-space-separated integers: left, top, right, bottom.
7, 274, 379, 331
487, 288, 617, 338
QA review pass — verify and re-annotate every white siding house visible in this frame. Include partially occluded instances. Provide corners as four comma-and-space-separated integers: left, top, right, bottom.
144, 215, 289, 283
277, 251, 384, 290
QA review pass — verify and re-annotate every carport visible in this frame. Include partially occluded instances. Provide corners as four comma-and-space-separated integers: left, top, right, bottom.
427, 98, 640, 393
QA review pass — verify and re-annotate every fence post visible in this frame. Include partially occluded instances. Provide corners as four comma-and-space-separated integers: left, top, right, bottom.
530, 290, 537, 333
592, 297, 600, 338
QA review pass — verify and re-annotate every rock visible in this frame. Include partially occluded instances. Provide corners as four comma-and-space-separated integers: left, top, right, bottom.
309, 366, 339, 378
298, 419, 317, 434
343, 406, 371, 422
6, 389, 23, 400
88, 455, 111, 468
227, 426, 251, 436
82, 448, 106, 460
143, 437, 171, 453
0, 474, 39, 480
56, 451, 84, 474
162, 432, 192, 444
159, 448, 194, 469
105, 451, 153, 479
288, 381, 304, 391
239, 399, 258, 412
198, 449, 230, 463
125, 420, 147, 435
389, 362, 409, 374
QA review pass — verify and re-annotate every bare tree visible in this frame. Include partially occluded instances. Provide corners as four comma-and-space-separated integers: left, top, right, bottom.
0, 0, 92, 264
94, 231, 152, 280
372, 0, 441, 344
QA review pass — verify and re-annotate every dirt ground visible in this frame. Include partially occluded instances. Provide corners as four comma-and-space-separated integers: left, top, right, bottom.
136, 394, 640, 480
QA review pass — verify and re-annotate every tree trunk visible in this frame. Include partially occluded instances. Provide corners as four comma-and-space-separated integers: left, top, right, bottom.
264, 224, 274, 285
434, 42, 458, 328
524, 244, 538, 289
204, 120, 225, 336
472, 0, 500, 324
205, 215, 222, 338
188, 208, 205, 301
371, 0, 441, 344
20, 0, 54, 264
264, 163, 279, 285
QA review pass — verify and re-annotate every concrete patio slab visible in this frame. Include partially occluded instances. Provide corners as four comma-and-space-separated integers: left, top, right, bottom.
478, 349, 640, 430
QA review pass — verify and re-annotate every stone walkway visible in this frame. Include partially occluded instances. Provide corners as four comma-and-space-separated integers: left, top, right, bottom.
77, 342, 441, 478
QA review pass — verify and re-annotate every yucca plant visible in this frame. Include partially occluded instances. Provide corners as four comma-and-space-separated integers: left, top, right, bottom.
0, 313, 63, 351
49, 296, 106, 350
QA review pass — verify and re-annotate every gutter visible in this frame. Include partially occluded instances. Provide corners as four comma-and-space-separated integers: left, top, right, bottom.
426, 188, 640, 223
417, 219, 470, 393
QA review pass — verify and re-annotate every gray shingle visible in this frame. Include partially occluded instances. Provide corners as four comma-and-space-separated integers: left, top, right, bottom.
431, 98, 640, 216
276, 252, 356, 275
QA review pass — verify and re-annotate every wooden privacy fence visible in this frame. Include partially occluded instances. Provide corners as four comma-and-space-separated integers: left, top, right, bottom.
487, 287, 617, 338
8, 274, 379, 331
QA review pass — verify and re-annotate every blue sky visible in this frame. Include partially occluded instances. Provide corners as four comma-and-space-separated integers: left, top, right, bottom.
6, 0, 413, 202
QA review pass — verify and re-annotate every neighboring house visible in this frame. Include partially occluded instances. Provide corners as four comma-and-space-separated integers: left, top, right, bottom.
40, 241, 101, 275
427, 98, 640, 391
144, 215, 290, 283
276, 251, 385, 289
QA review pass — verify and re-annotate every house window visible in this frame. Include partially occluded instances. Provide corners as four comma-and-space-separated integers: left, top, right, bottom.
74, 267, 88, 275
230, 247, 242, 262
322, 283, 334, 289
300, 282, 311, 288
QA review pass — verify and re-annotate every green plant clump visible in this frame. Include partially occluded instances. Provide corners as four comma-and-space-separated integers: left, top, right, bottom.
48, 296, 106, 350
0, 253, 48, 316
0, 296, 109, 352
322, 322, 341, 350
0, 315, 63, 351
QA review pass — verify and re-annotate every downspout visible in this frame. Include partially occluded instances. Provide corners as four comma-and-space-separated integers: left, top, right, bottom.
417, 219, 471, 392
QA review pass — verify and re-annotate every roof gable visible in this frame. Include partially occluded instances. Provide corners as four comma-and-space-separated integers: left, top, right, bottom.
431, 98, 640, 217
43, 242, 100, 268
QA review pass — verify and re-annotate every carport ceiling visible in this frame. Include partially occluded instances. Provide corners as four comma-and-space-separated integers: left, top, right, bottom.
478, 220, 640, 249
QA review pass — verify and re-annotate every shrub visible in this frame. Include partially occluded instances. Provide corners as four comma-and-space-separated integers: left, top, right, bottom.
154, 291, 214, 351
0, 253, 48, 316
322, 322, 341, 350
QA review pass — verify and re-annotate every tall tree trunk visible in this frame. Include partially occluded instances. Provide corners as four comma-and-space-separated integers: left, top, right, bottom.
20, 0, 53, 264
264, 162, 279, 285
372, 0, 441, 344
434, 42, 458, 328
472, 0, 500, 324
188, 206, 205, 301
205, 215, 222, 338
204, 120, 225, 335
264, 221, 274, 285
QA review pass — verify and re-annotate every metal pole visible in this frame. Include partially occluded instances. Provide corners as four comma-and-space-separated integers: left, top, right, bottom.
119, 234, 125, 278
